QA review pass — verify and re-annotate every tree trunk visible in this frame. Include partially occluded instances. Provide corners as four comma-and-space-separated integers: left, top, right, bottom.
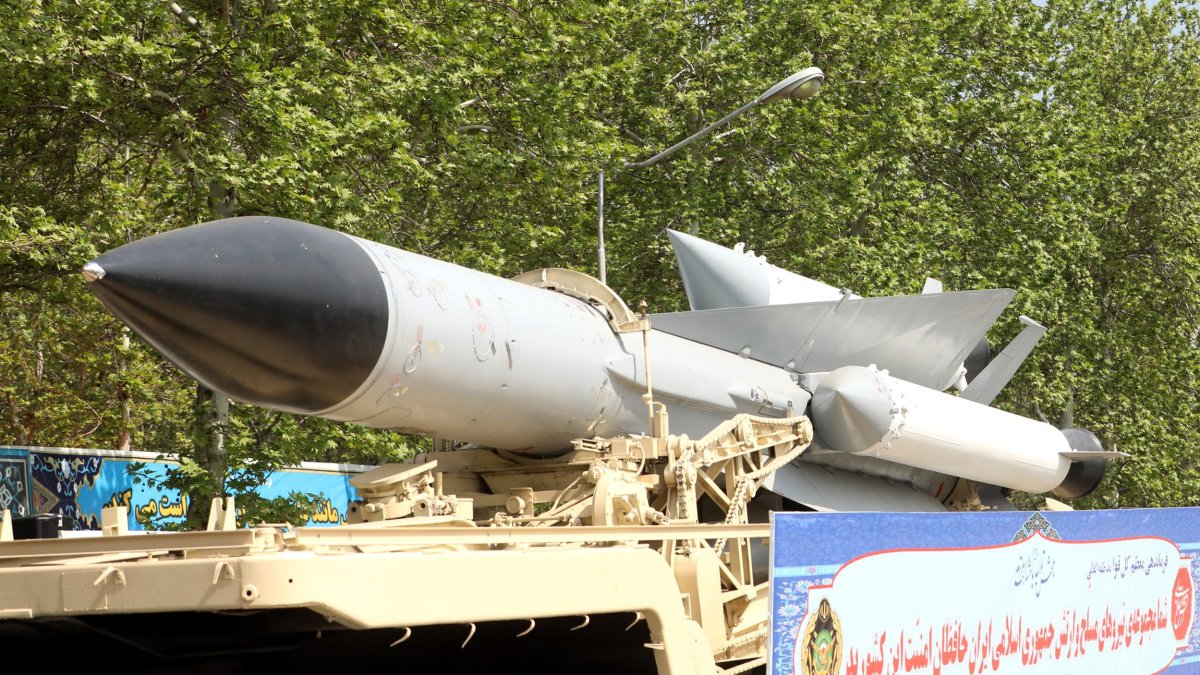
169, 3, 239, 527
116, 331, 132, 452
188, 383, 229, 525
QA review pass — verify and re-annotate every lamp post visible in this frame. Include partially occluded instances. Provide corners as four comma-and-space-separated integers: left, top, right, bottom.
597, 66, 825, 284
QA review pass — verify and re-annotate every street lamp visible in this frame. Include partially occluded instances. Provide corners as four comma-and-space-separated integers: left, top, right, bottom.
597, 66, 825, 283
623, 66, 825, 170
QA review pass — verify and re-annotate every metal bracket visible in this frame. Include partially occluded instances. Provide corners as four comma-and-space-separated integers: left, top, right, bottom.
511, 268, 643, 332
93, 566, 127, 587
212, 560, 235, 585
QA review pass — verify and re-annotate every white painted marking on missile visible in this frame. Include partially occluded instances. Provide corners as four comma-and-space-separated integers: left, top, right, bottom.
351, 406, 413, 426
402, 268, 421, 297
403, 345, 422, 373
472, 311, 494, 361
375, 385, 409, 405
404, 326, 424, 372
427, 279, 448, 310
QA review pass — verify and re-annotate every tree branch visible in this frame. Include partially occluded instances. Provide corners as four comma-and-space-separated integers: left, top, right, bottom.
168, 2, 208, 36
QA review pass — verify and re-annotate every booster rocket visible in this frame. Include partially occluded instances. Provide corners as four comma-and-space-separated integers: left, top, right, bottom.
82, 217, 1116, 510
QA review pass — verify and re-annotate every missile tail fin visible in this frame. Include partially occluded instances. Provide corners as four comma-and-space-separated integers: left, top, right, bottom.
667, 229, 770, 310
960, 315, 1047, 405
763, 462, 950, 512
1060, 450, 1129, 460
667, 229, 848, 308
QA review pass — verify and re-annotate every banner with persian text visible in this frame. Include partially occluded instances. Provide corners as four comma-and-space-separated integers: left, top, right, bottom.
0, 446, 364, 530
770, 509, 1200, 675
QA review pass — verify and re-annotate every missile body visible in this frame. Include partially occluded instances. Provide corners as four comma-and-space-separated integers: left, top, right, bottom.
85, 217, 806, 454
810, 366, 1071, 494
84, 216, 1104, 501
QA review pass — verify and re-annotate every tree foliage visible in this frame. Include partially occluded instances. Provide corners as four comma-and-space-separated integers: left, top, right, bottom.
0, 0, 1196, 512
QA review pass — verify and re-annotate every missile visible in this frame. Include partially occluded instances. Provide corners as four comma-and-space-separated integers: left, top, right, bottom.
663, 228, 1119, 500
667, 228, 852, 309
82, 216, 808, 454
809, 365, 1100, 496
82, 216, 1114, 505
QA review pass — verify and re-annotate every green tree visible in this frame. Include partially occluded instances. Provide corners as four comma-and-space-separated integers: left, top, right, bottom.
0, 0, 1196, 515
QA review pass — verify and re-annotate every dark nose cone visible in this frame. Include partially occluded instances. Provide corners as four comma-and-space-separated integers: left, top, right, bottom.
84, 217, 388, 413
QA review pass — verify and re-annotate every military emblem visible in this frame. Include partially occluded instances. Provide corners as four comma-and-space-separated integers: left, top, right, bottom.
801, 598, 842, 675
1173, 566, 1194, 642
1011, 512, 1061, 542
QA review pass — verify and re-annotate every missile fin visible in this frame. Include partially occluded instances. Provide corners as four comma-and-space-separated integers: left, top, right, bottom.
1060, 450, 1129, 461
975, 483, 1019, 511
667, 229, 770, 310
651, 289, 1015, 390
922, 277, 944, 294
762, 462, 949, 512
668, 229, 850, 308
959, 315, 1047, 405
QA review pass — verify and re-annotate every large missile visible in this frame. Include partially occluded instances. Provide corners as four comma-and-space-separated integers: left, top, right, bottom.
82, 217, 806, 454
82, 216, 1109, 502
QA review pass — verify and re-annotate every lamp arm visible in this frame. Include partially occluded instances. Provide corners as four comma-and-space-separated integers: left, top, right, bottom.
622, 97, 760, 169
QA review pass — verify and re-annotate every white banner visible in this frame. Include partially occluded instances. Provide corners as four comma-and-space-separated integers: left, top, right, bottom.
794, 533, 1194, 675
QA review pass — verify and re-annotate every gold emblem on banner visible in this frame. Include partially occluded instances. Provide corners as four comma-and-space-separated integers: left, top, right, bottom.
801, 598, 842, 675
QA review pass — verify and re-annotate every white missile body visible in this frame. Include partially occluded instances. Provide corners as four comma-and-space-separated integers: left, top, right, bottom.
322, 238, 806, 452
85, 217, 807, 455
810, 366, 1071, 494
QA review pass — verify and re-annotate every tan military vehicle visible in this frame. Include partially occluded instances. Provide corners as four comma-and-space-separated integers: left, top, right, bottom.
0, 411, 811, 674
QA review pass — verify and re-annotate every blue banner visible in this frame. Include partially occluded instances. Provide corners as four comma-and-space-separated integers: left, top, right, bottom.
0, 447, 32, 518
4, 446, 363, 530
771, 509, 1200, 674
